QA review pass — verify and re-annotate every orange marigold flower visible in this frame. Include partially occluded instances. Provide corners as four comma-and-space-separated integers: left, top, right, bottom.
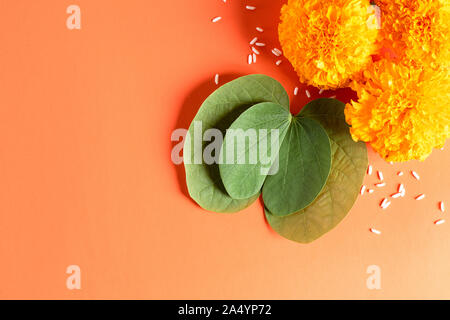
345, 60, 450, 162
278, 0, 379, 90
374, 0, 450, 69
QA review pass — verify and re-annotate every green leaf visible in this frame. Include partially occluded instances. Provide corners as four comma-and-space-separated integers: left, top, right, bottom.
184, 74, 290, 213
265, 98, 368, 243
219, 102, 291, 199
262, 116, 332, 216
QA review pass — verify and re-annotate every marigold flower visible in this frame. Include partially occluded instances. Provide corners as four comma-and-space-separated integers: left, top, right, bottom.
278, 0, 379, 90
345, 60, 450, 162
374, 0, 450, 69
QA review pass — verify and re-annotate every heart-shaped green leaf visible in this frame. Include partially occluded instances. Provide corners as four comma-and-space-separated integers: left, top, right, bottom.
262, 116, 332, 216
184, 74, 290, 213
265, 98, 368, 243
219, 102, 291, 199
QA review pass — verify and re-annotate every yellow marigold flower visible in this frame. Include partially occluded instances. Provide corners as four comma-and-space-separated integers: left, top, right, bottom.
374, 0, 450, 69
345, 60, 450, 162
278, 0, 379, 90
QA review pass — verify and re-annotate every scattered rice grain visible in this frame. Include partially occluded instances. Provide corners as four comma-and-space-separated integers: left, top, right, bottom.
360, 185, 366, 195
273, 48, 282, 55
370, 228, 381, 235
391, 192, 402, 199
415, 194, 425, 200
377, 171, 384, 181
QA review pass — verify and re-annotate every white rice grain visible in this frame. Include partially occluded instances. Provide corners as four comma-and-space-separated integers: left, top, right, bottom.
255, 42, 265, 47
212, 16, 222, 23
275, 60, 282, 66
411, 170, 420, 180
435, 219, 445, 225
246, 5, 256, 10
256, 27, 264, 32
377, 171, 384, 181
272, 49, 281, 57
439, 201, 445, 212
294, 87, 299, 96
305, 89, 311, 98
252, 47, 260, 55
415, 194, 425, 200
250, 37, 258, 45
214, 73, 219, 85
391, 192, 402, 199
248, 54, 252, 64
370, 228, 381, 235
360, 185, 366, 195
367, 165, 373, 175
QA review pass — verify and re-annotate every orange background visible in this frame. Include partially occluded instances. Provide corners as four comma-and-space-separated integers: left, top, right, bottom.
0, 0, 448, 299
